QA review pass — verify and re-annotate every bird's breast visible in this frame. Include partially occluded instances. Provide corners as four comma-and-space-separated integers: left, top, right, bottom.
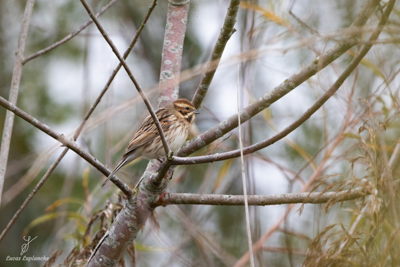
168, 126, 189, 153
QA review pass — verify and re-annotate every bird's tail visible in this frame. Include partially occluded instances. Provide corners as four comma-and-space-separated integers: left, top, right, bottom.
102, 158, 128, 186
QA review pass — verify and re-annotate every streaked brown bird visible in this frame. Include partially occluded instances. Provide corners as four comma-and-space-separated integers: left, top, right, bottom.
103, 99, 199, 186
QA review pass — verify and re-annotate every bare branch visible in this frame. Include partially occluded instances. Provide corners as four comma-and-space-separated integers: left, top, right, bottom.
80, 0, 171, 159
191, 0, 240, 108
85, 1, 189, 265
0, 1, 157, 243
22, 0, 117, 65
178, 0, 380, 158
235, 1, 396, 265
0, 95, 133, 197
158, 0, 190, 107
157, 187, 366, 206
0, 149, 68, 243
172, 8, 393, 165
0, 0, 36, 207
74, 0, 157, 140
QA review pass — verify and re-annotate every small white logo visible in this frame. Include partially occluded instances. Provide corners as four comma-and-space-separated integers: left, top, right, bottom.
20, 236, 37, 256
5, 235, 49, 262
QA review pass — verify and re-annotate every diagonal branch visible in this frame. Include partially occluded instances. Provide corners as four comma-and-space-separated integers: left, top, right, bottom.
85, 1, 191, 265
0, 95, 133, 197
22, 0, 117, 65
235, 1, 396, 265
191, 0, 240, 109
178, 0, 380, 158
80, 0, 171, 158
0, 0, 157, 244
171, 6, 390, 165
157, 187, 367, 206
0, 0, 36, 207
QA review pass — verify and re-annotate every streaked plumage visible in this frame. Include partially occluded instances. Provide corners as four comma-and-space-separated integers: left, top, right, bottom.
103, 99, 198, 186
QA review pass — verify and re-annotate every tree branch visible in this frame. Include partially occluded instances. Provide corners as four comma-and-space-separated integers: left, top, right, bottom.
157, 187, 366, 206
0, 95, 133, 197
85, 1, 190, 265
178, 0, 380, 158
191, 0, 240, 109
0, 0, 36, 207
22, 0, 118, 65
235, 0, 395, 265
80, 0, 171, 158
172, 5, 391, 165
0, 149, 68, 243
0, 0, 157, 244
158, 0, 191, 107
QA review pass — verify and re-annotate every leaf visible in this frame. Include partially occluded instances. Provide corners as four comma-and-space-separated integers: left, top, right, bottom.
343, 132, 360, 140
23, 211, 87, 236
213, 159, 232, 191
240, 2, 287, 26
45, 197, 85, 212
82, 167, 91, 201
134, 243, 176, 252
346, 50, 385, 80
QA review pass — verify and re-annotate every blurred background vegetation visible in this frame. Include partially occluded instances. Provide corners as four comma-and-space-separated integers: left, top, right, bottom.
1, 0, 400, 266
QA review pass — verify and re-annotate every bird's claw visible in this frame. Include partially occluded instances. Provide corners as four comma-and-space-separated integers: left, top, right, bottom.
167, 151, 174, 161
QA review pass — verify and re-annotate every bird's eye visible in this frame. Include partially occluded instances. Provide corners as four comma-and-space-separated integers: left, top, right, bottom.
185, 107, 189, 110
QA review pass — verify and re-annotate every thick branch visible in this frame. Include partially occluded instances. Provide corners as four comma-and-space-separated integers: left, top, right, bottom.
191, 0, 240, 108
85, 0, 189, 265
179, 0, 379, 158
0, 96, 133, 197
80, 0, 171, 158
158, 188, 366, 206
22, 0, 117, 65
0, 0, 35, 207
158, 0, 190, 107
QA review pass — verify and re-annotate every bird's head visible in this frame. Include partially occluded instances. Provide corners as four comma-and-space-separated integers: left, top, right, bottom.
172, 99, 199, 123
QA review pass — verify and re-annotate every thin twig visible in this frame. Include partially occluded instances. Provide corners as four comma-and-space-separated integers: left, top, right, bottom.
0, 149, 68, 243
179, 0, 379, 158
0, 0, 36, 207
2, 149, 53, 206
0, 1, 158, 243
337, 205, 369, 253
191, 0, 240, 109
22, 0, 118, 65
157, 187, 366, 206
0, 95, 133, 197
234, 0, 396, 265
207, 134, 231, 155
262, 246, 307, 256
80, 0, 171, 159
74, 0, 158, 140
171, 0, 393, 166
237, 64, 255, 267
171, 45, 378, 164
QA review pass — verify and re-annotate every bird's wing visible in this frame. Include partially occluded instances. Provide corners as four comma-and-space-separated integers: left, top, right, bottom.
123, 108, 172, 156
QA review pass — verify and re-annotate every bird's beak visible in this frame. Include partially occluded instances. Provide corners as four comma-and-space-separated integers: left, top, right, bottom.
194, 109, 200, 114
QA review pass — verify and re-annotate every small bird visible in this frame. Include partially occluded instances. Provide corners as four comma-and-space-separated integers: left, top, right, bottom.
103, 99, 199, 186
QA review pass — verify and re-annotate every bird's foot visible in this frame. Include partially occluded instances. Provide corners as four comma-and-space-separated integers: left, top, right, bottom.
167, 151, 174, 161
